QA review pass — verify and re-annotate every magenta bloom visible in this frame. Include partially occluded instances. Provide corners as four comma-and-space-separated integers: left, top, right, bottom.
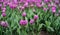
44, 0, 49, 3
22, 12, 26, 17
20, 6, 25, 10
48, 4, 51, 7
0, 4, 2, 9
12, 0, 18, 4
2, 13, 6, 17
1, 7, 6, 13
54, 0, 59, 4
30, 4, 34, 7
23, 2, 28, 7
2, 7, 6, 10
37, 0, 42, 3
30, 19, 34, 24
19, 20, 28, 26
34, 15, 38, 20
0, 4, 2, 7
43, 8, 47, 11
9, 2, 17, 9
0, 0, 3, 2
2, 9, 6, 13
36, 3, 42, 8
9, 4, 17, 9
0, 21, 8, 27
3, 2, 7, 7
52, 6, 56, 13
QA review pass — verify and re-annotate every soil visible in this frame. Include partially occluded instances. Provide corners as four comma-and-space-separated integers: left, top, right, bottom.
40, 31, 49, 35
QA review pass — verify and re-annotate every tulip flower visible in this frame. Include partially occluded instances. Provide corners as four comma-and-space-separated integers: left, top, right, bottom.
19, 20, 28, 26
2, 13, 6, 17
52, 6, 56, 13
0, 21, 8, 27
34, 15, 39, 20
30, 19, 34, 24
22, 12, 26, 17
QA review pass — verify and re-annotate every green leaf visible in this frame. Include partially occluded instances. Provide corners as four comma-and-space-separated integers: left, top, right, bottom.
17, 28, 21, 35
47, 27, 54, 32
12, 25, 17, 30
38, 24, 44, 31
22, 30, 27, 35
45, 21, 51, 27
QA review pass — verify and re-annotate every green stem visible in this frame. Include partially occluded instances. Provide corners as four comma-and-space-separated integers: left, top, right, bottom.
9, 27, 12, 35
1, 27, 2, 35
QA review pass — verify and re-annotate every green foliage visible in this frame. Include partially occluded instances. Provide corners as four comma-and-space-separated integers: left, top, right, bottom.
0, 6, 60, 35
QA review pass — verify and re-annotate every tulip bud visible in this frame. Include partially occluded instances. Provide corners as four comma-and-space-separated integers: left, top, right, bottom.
43, 7, 47, 11
2, 13, 6, 17
34, 15, 38, 20
30, 19, 34, 24
19, 20, 28, 26
2, 9, 6, 13
0, 21, 8, 27
52, 6, 56, 13
22, 12, 26, 17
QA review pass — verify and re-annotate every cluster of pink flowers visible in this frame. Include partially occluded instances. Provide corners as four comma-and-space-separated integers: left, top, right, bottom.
19, 14, 38, 26
0, 0, 60, 26
0, 0, 60, 11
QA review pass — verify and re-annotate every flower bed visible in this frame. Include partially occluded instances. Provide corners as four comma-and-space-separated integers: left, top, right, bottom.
0, 0, 60, 35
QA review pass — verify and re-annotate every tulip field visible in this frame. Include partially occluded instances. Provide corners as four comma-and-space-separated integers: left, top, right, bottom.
0, 0, 60, 35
